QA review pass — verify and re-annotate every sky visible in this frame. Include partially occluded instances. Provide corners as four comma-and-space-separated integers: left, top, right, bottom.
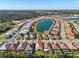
0, 0, 79, 10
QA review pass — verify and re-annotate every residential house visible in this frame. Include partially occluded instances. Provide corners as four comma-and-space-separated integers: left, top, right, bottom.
25, 44, 33, 56
51, 42, 61, 53
35, 40, 43, 51
57, 42, 70, 53
66, 42, 78, 51
8, 41, 20, 50
43, 43, 52, 54
16, 42, 27, 51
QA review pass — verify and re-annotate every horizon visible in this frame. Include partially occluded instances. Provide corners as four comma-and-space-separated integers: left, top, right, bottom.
0, 0, 79, 10
0, 9, 79, 11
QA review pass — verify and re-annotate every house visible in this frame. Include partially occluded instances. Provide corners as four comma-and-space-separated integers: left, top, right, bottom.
51, 42, 61, 53
53, 35, 59, 40
51, 30, 58, 35
66, 42, 78, 51
35, 40, 43, 51
72, 42, 79, 50
0, 42, 12, 51
5, 42, 13, 50
64, 20, 75, 39
57, 42, 70, 53
8, 41, 20, 50
43, 43, 52, 53
16, 42, 27, 51
25, 44, 33, 56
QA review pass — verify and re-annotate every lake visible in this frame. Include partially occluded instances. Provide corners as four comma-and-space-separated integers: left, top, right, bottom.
36, 18, 54, 32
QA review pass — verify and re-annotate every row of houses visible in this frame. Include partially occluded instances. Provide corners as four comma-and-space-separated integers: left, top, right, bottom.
50, 17, 61, 40
0, 40, 79, 55
64, 20, 75, 39
23, 33, 54, 40
5, 20, 29, 38
35, 40, 79, 54
19, 17, 45, 34
5, 17, 44, 38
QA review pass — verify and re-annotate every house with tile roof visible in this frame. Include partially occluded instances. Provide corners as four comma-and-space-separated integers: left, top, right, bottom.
51, 42, 61, 53
66, 42, 78, 51
43, 43, 52, 54
57, 42, 70, 53
35, 40, 43, 51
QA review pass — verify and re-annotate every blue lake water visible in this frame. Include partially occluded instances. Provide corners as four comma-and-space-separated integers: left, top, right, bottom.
36, 18, 54, 32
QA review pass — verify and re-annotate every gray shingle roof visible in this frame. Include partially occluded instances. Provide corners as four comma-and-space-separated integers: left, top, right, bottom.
25, 44, 33, 51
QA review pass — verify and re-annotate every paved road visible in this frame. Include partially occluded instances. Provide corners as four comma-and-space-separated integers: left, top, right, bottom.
48, 18, 55, 34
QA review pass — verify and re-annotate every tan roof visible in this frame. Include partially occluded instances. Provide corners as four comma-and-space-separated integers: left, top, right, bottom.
44, 43, 51, 51
51, 42, 60, 50
58, 42, 69, 50
66, 42, 77, 50
44, 43, 50, 49
51, 31, 58, 35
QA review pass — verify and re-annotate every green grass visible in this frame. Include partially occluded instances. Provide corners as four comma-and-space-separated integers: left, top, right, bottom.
0, 37, 10, 41
0, 51, 27, 58
0, 51, 79, 58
